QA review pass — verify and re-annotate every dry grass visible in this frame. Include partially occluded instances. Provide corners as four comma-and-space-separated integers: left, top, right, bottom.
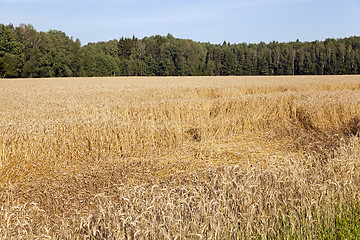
1, 75, 360, 239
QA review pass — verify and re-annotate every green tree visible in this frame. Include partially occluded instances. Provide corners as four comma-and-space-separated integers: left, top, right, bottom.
0, 24, 25, 78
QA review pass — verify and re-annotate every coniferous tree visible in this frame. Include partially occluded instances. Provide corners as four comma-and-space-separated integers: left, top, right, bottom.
1, 24, 360, 78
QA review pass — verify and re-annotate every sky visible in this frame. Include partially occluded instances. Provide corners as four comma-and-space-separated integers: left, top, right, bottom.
1, 0, 360, 45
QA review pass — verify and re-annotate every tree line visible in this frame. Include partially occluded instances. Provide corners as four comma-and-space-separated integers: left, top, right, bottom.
1, 23, 360, 78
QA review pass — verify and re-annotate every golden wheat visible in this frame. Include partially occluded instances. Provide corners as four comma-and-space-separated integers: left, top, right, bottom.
1, 76, 360, 239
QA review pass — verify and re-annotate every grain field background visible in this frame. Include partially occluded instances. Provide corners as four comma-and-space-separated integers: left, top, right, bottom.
1, 76, 360, 239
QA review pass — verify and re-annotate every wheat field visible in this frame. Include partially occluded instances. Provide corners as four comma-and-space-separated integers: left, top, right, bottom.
1, 75, 360, 239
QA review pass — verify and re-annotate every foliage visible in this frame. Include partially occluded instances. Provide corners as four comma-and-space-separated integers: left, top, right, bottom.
1, 24, 360, 77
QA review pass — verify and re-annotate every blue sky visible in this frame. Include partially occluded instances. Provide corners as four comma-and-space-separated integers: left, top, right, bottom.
1, 0, 359, 45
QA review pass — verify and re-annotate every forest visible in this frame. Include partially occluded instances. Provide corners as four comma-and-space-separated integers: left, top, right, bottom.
1, 23, 360, 78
